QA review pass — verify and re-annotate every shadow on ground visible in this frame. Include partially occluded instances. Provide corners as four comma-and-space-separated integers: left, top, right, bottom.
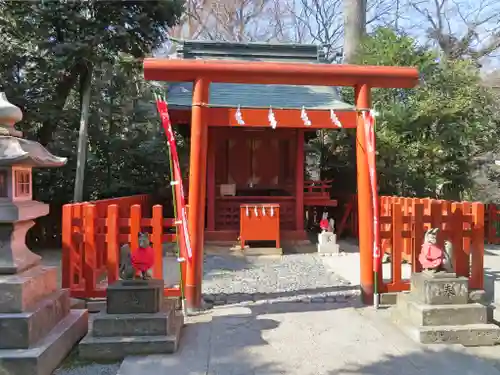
202, 284, 360, 307
327, 347, 500, 375
118, 293, 363, 375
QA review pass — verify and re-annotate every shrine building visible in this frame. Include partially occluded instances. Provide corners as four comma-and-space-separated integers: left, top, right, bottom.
143, 39, 418, 308
163, 40, 355, 243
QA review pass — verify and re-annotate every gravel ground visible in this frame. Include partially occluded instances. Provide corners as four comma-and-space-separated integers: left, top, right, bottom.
53, 363, 120, 375
52, 349, 121, 375
202, 253, 359, 305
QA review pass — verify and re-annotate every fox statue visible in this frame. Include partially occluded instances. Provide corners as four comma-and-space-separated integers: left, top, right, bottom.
119, 232, 154, 280
418, 228, 454, 273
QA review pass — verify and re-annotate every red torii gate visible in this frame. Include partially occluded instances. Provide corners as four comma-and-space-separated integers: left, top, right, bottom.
143, 58, 419, 310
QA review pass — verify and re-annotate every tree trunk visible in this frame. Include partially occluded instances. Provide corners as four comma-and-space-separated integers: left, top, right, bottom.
343, 0, 367, 64
106, 80, 115, 190
73, 63, 93, 202
37, 62, 86, 146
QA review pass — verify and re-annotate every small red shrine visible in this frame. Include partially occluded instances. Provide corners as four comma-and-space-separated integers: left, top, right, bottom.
143, 40, 419, 309
159, 41, 356, 242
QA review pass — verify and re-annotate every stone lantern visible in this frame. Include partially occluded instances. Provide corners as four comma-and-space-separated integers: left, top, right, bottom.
0, 93, 88, 375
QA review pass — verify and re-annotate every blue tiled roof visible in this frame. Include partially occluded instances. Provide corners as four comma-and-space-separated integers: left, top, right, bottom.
167, 82, 353, 110
165, 39, 354, 111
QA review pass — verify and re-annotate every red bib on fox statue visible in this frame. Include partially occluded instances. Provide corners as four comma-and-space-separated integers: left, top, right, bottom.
419, 228, 443, 270
419, 228, 454, 272
319, 212, 329, 232
132, 246, 155, 273
131, 232, 154, 278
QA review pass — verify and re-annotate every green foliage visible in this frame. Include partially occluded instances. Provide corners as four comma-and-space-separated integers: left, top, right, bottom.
313, 28, 499, 201
0, 0, 185, 203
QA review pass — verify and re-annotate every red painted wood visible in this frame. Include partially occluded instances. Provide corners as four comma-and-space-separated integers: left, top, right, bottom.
253, 138, 280, 186
186, 78, 209, 309
207, 128, 216, 231
144, 58, 420, 89
227, 136, 251, 186
61, 195, 182, 300
215, 196, 294, 231
295, 130, 304, 231
216, 128, 296, 188
240, 204, 280, 248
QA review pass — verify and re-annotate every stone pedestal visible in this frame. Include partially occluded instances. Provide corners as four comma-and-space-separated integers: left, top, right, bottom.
317, 231, 339, 254
0, 266, 88, 375
392, 271, 500, 346
79, 279, 183, 360
0, 93, 87, 374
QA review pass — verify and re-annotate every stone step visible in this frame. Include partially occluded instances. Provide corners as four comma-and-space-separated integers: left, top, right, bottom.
397, 293, 487, 326
416, 324, 500, 346
0, 309, 88, 375
79, 313, 183, 360
92, 309, 175, 337
0, 266, 58, 313
393, 309, 500, 346
0, 289, 71, 349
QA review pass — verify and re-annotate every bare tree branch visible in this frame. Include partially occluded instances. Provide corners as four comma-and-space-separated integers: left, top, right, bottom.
275, 0, 393, 61
171, 0, 279, 42
406, 0, 500, 61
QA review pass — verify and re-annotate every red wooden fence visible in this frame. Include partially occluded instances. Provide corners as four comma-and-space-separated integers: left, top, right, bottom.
339, 195, 500, 245
60, 193, 490, 299
62, 195, 183, 299
378, 197, 484, 292
485, 203, 500, 244
29, 195, 152, 250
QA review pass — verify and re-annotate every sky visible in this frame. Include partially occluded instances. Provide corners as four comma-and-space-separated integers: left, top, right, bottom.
166, 0, 500, 71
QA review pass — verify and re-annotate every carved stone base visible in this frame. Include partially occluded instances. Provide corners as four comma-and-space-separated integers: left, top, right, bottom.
410, 272, 469, 305
317, 232, 340, 254
80, 280, 183, 360
397, 292, 487, 326
107, 279, 163, 314
393, 272, 500, 346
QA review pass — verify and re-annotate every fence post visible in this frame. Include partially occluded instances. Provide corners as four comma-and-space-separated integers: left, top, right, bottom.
61, 204, 73, 289
461, 201, 471, 254
130, 204, 142, 251
152, 205, 164, 279
412, 203, 424, 273
107, 205, 119, 284
442, 200, 451, 233
430, 201, 443, 247
381, 196, 390, 255
422, 198, 431, 220
392, 203, 403, 285
83, 204, 97, 295
73, 204, 84, 289
451, 203, 467, 278
403, 198, 412, 260
471, 203, 484, 289
487, 204, 496, 244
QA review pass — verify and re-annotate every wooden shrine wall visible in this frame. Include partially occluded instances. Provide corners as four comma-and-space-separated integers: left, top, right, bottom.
213, 128, 296, 189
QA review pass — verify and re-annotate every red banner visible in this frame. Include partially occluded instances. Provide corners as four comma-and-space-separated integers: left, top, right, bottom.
155, 98, 192, 259
362, 110, 381, 274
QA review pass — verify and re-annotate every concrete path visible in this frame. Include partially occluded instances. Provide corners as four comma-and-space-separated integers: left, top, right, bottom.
483, 245, 500, 304
118, 300, 500, 375
46, 241, 500, 375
